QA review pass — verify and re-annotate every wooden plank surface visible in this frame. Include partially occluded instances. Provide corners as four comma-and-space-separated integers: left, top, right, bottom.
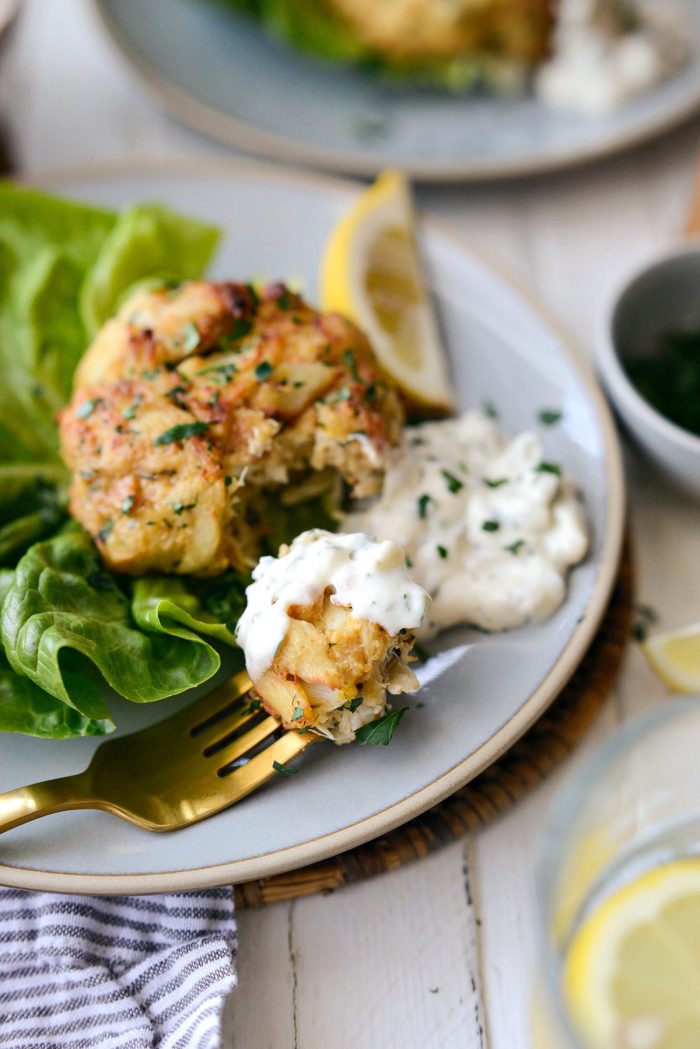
3, 4, 700, 1046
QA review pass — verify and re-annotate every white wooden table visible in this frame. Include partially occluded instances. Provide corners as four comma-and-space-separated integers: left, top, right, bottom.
3, 3, 700, 1046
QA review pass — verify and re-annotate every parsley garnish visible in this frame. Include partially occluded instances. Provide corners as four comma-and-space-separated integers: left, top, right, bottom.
291, 706, 305, 722
229, 318, 252, 340
483, 400, 498, 419
276, 291, 292, 310
343, 348, 360, 380
224, 475, 233, 487
272, 760, 298, 776
255, 361, 273, 381
96, 519, 113, 543
506, 539, 525, 555
247, 698, 262, 713
122, 394, 142, 420
482, 520, 500, 532
154, 421, 209, 446
345, 697, 363, 713
173, 501, 196, 515
418, 494, 433, 519
437, 545, 448, 559
538, 409, 562, 426
441, 469, 463, 494
120, 496, 134, 515
484, 478, 508, 488
536, 462, 562, 476
182, 322, 200, 353
631, 604, 659, 643
332, 386, 351, 402
75, 398, 101, 420
366, 383, 376, 400
355, 707, 408, 746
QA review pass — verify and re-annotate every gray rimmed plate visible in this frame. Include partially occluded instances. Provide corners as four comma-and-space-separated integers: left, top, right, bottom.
92, 0, 700, 181
0, 160, 624, 893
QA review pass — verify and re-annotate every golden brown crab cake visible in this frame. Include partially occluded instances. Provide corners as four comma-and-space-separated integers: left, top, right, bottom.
74, 281, 256, 389
59, 379, 237, 576
61, 281, 405, 575
327, 0, 553, 65
235, 530, 430, 745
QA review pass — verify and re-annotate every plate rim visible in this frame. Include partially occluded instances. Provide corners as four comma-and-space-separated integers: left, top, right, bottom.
0, 156, 625, 893
91, 0, 700, 183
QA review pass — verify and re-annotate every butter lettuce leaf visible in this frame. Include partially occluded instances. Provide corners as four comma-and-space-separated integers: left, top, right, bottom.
1, 528, 228, 725
0, 182, 220, 460
131, 576, 239, 647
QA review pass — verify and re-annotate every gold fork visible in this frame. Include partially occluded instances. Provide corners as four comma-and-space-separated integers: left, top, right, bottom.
0, 670, 316, 834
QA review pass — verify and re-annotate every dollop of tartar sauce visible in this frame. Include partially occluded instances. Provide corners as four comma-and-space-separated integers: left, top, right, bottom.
236, 530, 430, 682
342, 412, 588, 639
536, 0, 688, 114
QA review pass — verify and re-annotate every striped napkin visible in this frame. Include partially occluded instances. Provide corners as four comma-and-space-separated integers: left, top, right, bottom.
0, 887, 237, 1048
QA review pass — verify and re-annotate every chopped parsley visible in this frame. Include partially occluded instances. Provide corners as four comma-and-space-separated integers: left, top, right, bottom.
366, 383, 377, 400
484, 478, 508, 488
417, 494, 433, 519
120, 496, 134, 515
332, 386, 351, 403
96, 519, 113, 543
441, 469, 464, 494
631, 604, 659, 643
173, 501, 196, 515
75, 398, 101, 419
255, 360, 273, 381
228, 318, 253, 340
290, 705, 305, 722
482, 520, 500, 532
181, 322, 200, 353
506, 539, 525, 555
538, 409, 562, 426
272, 760, 298, 776
154, 421, 209, 446
343, 348, 360, 380
247, 698, 262, 713
344, 697, 363, 713
224, 475, 233, 487
437, 545, 448, 559
355, 707, 408, 746
122, 394, 142, 420
536, 462, 562, 476
276, 291, 292, 310
483, 400, 498, 419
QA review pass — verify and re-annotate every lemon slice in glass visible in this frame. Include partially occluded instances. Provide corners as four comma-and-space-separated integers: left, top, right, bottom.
320, 169, 453, 415
642, 623, 700, 692
564, 859, 700, 1049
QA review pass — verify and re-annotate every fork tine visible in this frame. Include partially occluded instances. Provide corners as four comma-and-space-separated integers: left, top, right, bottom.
168, 670, 253, 735
208, 715, 281, 768
214, 731, 315, 807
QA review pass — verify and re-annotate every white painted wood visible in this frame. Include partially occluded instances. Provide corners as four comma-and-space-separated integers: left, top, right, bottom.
4, 4, 700, 1045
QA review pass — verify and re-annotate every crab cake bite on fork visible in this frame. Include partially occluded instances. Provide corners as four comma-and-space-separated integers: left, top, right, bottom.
236, 530, 430, 744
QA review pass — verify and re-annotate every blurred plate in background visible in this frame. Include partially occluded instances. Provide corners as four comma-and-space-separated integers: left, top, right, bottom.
93, 0, 700, 182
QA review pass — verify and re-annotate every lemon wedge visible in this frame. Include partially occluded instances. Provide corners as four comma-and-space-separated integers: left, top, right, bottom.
564, 859, 700, 1049
320, 169, 453, 414
642, 623, 700, 692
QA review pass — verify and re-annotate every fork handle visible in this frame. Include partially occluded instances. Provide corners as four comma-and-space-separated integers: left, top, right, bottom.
0, 773, 94, 833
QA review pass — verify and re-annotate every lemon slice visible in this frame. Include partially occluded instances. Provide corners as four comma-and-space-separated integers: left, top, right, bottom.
564, 859, 700, 1049
642, 623, 700, 692
320, 169, 453, 414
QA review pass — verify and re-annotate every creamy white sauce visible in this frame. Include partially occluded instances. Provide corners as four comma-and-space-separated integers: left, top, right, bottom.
342, 411, 588, 639
236, 529, 430, 681
536, 0, 688, 114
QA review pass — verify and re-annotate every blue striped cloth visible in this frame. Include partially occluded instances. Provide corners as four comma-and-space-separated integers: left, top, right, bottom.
0, 888, 237, 1048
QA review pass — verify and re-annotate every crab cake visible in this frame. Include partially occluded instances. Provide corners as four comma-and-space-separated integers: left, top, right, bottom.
236, 530, 430, 744
59, 281, 404, 576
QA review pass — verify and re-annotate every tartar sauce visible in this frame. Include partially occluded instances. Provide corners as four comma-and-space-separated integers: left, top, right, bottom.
236, 530, 430, 681
342, 411, 588, 638
536, 0, 687, 114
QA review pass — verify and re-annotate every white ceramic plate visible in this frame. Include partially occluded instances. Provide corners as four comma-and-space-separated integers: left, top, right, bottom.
92, 0, 700, 181
0, 161, 624, 893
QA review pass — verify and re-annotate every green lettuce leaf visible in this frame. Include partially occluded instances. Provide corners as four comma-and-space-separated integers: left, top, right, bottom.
131, 576, 239, 647
1, 528, 228, 725
0, 567, 108, 737
0, 462, 69, 566
80, 203, 221, 337
0, 182, 220, 460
